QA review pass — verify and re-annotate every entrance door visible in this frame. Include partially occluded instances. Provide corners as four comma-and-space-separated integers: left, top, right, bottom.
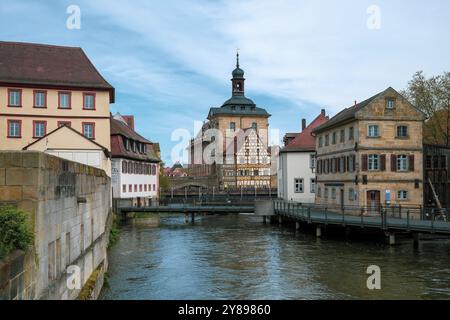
367, 190, 380, 213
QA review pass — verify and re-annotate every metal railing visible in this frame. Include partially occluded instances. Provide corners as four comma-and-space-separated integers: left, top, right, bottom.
273, 199, 449, 233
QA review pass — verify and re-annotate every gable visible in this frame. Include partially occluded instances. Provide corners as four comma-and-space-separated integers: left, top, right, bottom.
25, 126, 104, 151
355, 87, 426, 121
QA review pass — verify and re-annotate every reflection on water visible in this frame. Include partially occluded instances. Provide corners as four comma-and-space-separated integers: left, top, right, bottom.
100, 214, 450, 300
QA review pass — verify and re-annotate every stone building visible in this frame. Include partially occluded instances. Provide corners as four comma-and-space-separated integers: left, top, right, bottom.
278, 110, 329, 202
188, 53, 271, 189
312, 87, 426, 212
0, 41, 115, 175
110, 113, 160, 207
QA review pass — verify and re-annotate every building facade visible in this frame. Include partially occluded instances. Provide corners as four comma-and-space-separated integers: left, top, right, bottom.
278, 110, 329, 202
0, 41, 114, 174
313, 87, 426, 213
111, 114, 160, 207
423, 144, 450, 211
188, 53, 272, 189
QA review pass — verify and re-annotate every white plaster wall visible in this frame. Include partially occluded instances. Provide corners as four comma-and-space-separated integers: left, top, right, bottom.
279, 151, 316, 203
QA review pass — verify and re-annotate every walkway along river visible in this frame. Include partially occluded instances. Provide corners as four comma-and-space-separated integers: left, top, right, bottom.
100, 214, 450, 300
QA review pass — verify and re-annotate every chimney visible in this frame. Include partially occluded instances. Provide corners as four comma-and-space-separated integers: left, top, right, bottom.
354, 100, 357, 106
321, 109, 326, 116
301, 118, 306, 131
122, 115, 135, 130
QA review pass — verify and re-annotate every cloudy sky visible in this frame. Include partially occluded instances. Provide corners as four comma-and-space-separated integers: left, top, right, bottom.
1, 0, 449, 164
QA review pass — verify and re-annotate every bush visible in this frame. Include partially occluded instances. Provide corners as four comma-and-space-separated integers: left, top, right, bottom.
0, 206, 34, 260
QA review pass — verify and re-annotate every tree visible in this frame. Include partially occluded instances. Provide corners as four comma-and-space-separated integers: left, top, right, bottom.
401, 71, 450, 145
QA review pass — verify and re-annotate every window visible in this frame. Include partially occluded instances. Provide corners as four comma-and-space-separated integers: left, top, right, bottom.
153, 184, 156, 191
331, 188, 336, 199
340, 129, 345, 143
387, 99, 395, 109
397, 125, 408, 138
144, 185, 147, 192
7, 120, 21, 138
441, 156, 447, 169
254, 169, 259, 176
139, 185, 143, 192
310, 179, 316, 193
8, 89, 22, 107
58, 121, 71, 128
83, 93, 95, 110
398, 190, 408, 200
310, 154, 316, 169
134, 185, 137, 192
368, 154, 380, 171
332, 132, 337, 144
33, 121, 46, 138
82, 122, 95, 139
122, 185, 126, 193
33, 90, 47, 108
368, 125, 379, 137
58, 92, 71, 109
325, 134, 329, 146
125, 139, 130, 150
348, 188, 355, 201
397, 155, 408, 171
122, 161, 127, 174
349, 127, 354, 140
318, 136, 323, 148
324, 188, 329, 199
426, 155, 432, 169
317, 186, 321, 197
129, 185, 132, 192
294, 178, 304, 193
252, 122, 257, 130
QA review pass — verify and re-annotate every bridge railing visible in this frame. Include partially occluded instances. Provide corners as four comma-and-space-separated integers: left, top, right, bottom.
273, 199, 449, 223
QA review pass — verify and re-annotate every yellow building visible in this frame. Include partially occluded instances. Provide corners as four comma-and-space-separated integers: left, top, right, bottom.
0, 41, 114, 174
313, 87, 426, 214
188, 53, 272, 189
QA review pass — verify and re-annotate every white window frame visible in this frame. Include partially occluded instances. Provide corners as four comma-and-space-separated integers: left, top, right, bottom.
368, 154, 380, 171
398, 190, 408, 200
294, 178, 304, 193
368, 125, 379, 137
397, 155, 408, 171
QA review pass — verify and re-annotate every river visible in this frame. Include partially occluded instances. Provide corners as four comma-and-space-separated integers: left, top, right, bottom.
100, 214, 450, 300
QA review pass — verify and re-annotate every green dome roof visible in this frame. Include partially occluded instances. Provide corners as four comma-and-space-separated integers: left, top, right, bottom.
222, 95, 255, 107
232, 67, 244, 78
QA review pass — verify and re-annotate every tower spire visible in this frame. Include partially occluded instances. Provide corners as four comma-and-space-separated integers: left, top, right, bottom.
236, 49, 240, 68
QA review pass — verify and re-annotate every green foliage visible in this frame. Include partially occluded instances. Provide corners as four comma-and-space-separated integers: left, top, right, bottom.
0, 206, 34, 260
108, 222, 119, 248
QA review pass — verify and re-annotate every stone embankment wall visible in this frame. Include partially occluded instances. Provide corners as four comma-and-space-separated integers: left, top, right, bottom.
0, 151, 111, 300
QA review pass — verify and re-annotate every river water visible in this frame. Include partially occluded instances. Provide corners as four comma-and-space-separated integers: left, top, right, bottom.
100, 214, 450, 300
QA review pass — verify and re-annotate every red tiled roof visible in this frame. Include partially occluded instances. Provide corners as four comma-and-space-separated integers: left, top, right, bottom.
282, 113, 329, 152
0, 41, 115, 102
110, 117, 160, 162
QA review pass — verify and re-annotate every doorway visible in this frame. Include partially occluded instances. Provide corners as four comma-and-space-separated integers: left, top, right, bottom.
367, 190, 380, 213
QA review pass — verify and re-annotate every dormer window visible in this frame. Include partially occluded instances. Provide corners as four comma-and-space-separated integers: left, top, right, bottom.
387, 98, 395, 109
241, 106, 245, 110
231, 106, 236, 111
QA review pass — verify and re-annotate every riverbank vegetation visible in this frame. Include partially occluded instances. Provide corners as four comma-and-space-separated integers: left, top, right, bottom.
0, 206, 34, 260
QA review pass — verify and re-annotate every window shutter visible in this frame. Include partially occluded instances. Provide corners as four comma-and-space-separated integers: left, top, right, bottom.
361, 154, 368, 171
391, 155, 397, 172
409, 155, 415, 171
342, 156, 346, 172
352, 155, 356, 172
380, 154, 386, 171
346, 156, 349, 172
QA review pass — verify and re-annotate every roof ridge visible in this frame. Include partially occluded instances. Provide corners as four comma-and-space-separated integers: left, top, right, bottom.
0, 41, 81, 50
